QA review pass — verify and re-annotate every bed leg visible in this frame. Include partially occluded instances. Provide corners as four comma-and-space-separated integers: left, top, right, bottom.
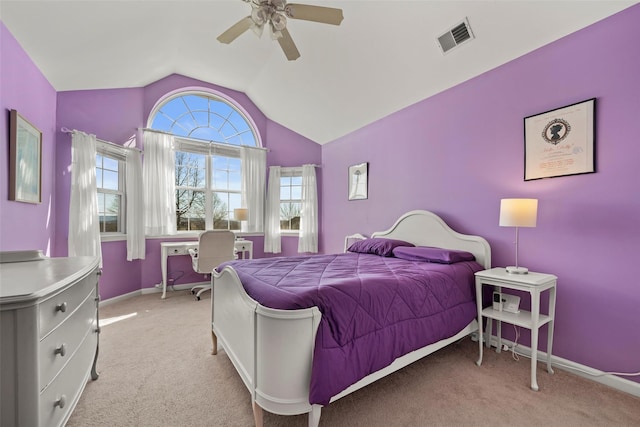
252, 401, 264, 427
211, 330, 218, 355
308, 404, 321, 427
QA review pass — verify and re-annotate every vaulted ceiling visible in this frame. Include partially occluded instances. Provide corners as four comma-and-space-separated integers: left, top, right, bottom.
1, 1, 636, 144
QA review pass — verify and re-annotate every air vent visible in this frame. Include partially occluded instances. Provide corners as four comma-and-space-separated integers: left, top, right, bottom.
437, 18, 474, 54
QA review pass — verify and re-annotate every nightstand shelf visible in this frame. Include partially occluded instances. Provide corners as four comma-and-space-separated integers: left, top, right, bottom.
475, 267, 557, 391
480, 307, 551, 330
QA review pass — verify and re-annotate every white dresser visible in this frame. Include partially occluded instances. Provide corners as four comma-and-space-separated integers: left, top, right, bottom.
0, 254, 100, 427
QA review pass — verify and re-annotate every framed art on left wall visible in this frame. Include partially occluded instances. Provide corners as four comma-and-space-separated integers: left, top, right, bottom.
9, 109, 42, 203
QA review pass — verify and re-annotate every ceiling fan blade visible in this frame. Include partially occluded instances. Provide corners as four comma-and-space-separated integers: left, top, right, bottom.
285, 4, 344, 25
277, 28, 301, 61
217, 16, 254, 44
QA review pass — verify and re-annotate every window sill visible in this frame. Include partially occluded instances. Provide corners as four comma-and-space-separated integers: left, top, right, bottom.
100, 234, 127, 242
146, 231, 265, 240
100, 231, 267, 243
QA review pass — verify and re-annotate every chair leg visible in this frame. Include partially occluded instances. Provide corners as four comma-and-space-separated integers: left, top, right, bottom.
195, 285, 212, 300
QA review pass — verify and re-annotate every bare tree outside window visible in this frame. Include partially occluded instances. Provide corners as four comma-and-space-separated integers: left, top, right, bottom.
175, 151, 234, 230
280, 202, 301, 230
176, 152, 207, 230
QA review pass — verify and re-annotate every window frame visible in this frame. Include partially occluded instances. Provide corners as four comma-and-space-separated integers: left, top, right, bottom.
279, 167, 303, 235
96, 144, 127, 238
147, 89, 263, 235
173, 138, 244, 233
148, 90, 260, 148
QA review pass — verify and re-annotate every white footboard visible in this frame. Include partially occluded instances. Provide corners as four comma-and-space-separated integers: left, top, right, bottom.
212, 266, 258, 393
254, 304, 321, 415
212, 266, 322, 424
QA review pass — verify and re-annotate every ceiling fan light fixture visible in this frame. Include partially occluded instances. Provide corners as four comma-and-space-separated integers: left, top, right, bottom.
250, 22, 265, 38
270, 27, 283, 40
251, 7, 268, 26
271, 12, 287, 31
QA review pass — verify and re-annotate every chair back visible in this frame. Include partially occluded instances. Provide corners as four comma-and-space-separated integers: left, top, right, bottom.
193, 231, 236, 274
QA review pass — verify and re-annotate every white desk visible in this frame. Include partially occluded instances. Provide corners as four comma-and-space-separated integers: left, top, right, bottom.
160, 239, 253, 299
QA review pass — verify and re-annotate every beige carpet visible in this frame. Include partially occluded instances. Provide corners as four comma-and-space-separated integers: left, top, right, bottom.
67, 291, 640, 427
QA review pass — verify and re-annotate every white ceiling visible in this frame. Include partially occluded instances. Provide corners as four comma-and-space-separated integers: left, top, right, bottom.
1, 1, 636, 144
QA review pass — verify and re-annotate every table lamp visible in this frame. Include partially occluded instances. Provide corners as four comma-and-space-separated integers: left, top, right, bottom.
234, 208, 248, 233
499, 198, 538, 274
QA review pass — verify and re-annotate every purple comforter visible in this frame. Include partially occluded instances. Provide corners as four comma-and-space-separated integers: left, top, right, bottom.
219, 252, 482, 405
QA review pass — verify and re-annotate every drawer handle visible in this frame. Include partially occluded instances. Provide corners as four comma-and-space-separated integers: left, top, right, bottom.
55, 302, 68, 313
54, 395, 66, 409
54, 343, 67, 357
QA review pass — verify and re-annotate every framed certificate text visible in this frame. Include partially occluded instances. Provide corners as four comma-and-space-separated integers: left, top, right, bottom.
524, 98, 596, 181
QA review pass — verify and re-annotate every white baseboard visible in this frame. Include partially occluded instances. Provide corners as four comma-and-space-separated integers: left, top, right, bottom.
482, 334, 640, 398
100, 282, 209, 306
99, 289, 142, 307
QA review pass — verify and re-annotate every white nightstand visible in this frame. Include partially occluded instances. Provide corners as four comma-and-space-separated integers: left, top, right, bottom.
475, 267, 557, 391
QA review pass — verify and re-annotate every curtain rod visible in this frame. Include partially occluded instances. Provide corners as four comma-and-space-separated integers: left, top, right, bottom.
280, 164, 322, 169
139, 127, 270, 152
61, 127, 142, 152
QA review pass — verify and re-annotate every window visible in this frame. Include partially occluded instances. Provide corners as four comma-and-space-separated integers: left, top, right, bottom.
175, 151, 206, 231
211, 155, 242, 229
173, 150, 242, 231
280, 170, 302, 231
96, 152, 125, 233
148, 90, 260, 232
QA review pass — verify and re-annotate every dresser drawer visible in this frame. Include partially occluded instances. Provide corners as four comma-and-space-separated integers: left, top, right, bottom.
39, 329, 97, 427
39, 268, 97, 339
39, 290, 97, 391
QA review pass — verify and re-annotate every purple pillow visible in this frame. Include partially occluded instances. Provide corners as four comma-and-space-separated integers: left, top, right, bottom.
347, 238, 415, 257
392, 246, 475, 264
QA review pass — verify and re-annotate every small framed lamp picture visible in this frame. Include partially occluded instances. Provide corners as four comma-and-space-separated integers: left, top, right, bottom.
348, 162, 368, 201
9, 109, 42, 203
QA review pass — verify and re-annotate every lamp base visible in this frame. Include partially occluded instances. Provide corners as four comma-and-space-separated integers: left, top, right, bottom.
506, 266, 529, 274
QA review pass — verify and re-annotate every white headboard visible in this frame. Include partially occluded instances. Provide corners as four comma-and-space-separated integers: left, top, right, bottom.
371, 210, 491, 269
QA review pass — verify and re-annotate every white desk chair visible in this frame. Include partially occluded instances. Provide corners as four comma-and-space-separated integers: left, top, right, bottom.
189, 230, 236, 300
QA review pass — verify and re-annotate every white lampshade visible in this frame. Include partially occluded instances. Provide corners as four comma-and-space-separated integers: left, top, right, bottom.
499, 199, 538, 228
234, 208, 248, 222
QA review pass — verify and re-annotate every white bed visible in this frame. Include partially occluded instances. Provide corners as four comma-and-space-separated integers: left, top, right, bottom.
211, 210, 491, 426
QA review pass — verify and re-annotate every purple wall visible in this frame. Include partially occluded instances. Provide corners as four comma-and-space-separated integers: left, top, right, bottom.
0, 23, 57, 253
2, 4, 638, 382
55, 87, 145, 298
53, 74, 321, 300
263, 119, 324, 256
320, 5, 640, 381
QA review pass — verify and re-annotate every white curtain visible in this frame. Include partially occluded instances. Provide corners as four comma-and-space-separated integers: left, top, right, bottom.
264, 166, 281, 253
143, 131, 176, 236
126, 150, 145, 260
68, 131, 103, 267
240, 146, 266, 232
298, 164, 318, 253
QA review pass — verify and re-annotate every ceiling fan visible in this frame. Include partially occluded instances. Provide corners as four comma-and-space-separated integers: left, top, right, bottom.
217, 0, 344, 61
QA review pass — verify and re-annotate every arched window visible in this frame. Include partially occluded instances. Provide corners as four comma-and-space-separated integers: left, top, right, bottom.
148, 91, 261, 232
149, 92, 258, 147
